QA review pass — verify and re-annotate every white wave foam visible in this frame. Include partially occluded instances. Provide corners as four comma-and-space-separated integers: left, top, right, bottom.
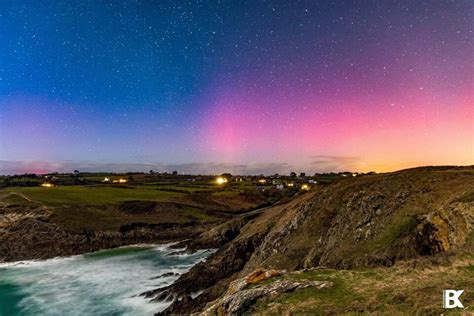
1, 244, 211, 315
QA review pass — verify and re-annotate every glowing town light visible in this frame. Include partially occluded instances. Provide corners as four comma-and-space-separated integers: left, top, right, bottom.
216, 177, 228, 185
301, 184, 310, 191
258, 179, 267, 184
41, 183, 54, 188
103, 177, 110, 182
113, 178, 128, 183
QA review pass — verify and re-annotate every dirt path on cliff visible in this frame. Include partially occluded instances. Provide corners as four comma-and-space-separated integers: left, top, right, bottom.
0, 192, 52, 230
237, 191, 316, 218
0, 192, 38, 205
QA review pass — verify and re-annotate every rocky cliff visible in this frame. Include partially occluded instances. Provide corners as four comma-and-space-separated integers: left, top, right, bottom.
149, 166, 474, 314
0, 200, 219, 262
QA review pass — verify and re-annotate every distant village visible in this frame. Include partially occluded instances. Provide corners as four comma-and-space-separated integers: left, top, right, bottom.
0, 170, 376, 190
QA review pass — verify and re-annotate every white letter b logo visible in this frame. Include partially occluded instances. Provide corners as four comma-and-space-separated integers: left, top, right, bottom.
443, 290, 464, 309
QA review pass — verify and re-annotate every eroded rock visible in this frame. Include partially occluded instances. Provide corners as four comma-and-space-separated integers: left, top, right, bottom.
201, 269, 332, 315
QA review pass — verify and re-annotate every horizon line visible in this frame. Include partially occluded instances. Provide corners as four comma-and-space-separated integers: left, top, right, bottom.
0, 159, 472, 177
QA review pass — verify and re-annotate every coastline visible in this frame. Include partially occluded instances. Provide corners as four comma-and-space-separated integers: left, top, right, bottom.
0, 218, 220, 263
0, 243, 213, 315
0, 242, 182, 267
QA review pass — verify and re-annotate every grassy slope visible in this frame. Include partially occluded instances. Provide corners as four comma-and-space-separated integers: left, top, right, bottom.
241, 168, 474, 314
188, 167, 473, 315
251, 255, 474, 314
238, 167, 474, 272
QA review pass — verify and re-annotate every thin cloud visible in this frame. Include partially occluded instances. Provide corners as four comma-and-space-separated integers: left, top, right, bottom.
0, 156, 365, 176
309, 155, 360, 172
0, 160, 293, 176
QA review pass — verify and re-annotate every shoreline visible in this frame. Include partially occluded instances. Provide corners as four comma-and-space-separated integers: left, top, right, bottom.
0, 215, 220, 263
0, 242, 213, 315
0, 241, 185, 267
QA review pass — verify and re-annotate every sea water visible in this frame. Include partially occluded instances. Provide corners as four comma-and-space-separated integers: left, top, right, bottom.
0, 244, 211, 316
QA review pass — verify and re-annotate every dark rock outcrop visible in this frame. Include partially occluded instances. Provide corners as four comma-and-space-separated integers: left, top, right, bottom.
0, 216, 213, 262
202, 269, 332, 315
144, 228, 269, 314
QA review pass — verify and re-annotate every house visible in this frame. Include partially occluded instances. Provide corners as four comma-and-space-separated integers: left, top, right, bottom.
256, 186, 266, 192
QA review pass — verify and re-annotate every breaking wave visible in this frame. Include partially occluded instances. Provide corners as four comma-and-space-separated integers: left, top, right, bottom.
0, 244, 212, 315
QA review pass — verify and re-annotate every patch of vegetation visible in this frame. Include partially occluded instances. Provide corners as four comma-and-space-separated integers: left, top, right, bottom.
212, 190, 241, 197
49, 202, 213, 231
252, 270, 358, 314
1, 186, 183, 206
367, 215, 418, 252
134, 184, 215, 193
0, 181, 265, 232
455, 191, 474, 203
250, 258, 474, 314
116, 200, 158, 214
183, 207, 213, 221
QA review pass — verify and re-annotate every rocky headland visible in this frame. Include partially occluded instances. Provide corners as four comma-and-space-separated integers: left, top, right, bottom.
142, 166, 474, 314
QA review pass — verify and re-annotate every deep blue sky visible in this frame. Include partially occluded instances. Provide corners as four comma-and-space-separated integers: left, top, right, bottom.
0, 1, 472, 174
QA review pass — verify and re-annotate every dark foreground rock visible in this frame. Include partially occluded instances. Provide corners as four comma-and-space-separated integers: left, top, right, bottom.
143, 227, 268, 314
201, 269, 332, 315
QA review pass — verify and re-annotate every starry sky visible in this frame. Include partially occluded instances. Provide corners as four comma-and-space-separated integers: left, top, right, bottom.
0, 1, 472, 175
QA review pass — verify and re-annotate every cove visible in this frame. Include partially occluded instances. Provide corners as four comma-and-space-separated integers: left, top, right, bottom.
0, 244, 211, 315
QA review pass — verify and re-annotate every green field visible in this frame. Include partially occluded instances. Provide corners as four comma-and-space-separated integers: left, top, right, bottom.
0, 185, 226, 231
0, 186, 184, 206
134, 184, 216, 193
0, 179, 276, 232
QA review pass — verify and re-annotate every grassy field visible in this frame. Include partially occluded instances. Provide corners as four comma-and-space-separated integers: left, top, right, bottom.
0, 178, 257, 205
0, 185, 184, 206
0, 186, 213, 231
0, 183, 264, 231
48, 203, 216, 231
251, 255, 474, 314
134, 184, 216, 193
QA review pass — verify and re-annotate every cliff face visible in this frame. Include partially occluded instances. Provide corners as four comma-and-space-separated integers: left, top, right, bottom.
0, 187, 243, 262
245, 168, 473, 271
0, 215, 215, 262
154, 167, 474, 314
0, 200, 219, 262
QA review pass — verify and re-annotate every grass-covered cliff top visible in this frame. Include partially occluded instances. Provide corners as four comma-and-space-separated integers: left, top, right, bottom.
250, 254, 474, 314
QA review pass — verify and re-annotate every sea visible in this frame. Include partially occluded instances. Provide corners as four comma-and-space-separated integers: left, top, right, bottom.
0, 244, 211, 316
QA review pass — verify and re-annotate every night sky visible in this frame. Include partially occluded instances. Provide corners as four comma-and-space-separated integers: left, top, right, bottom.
0, 1, 472, 175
